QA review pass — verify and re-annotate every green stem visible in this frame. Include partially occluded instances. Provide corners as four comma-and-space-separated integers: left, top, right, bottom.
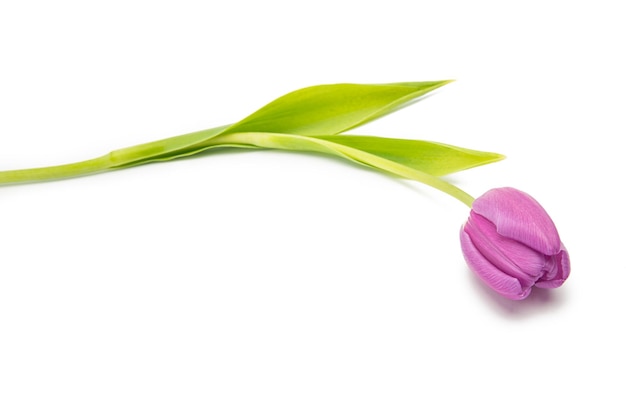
0, 126, 226, 186
211, 132, 477, 207
0, 155, 113, 185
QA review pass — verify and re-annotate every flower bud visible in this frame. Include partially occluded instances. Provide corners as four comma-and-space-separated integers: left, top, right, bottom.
460, 187, 570, 300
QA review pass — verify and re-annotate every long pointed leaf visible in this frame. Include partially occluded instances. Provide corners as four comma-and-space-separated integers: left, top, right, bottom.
225, 81, 453, 135
314, 135, 505, 176
107, 81, 454, 167
113, 132, 502, 179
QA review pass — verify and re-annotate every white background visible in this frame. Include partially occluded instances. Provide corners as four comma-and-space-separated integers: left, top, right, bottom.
1, 1, 624, 417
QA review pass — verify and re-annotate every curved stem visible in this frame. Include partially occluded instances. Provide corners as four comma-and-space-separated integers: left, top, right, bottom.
211, 132, 477, 207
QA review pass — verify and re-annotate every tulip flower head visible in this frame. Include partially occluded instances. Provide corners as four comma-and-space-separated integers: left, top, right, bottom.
460, 187, 570, 300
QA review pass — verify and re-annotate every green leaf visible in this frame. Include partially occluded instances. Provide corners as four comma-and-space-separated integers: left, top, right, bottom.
112, 132, 503, 179
226, 81, 453, 136
108, 81, 454, 168
314, 135, 505, 176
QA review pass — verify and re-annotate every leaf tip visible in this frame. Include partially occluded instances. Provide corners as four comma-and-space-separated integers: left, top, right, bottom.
493, 152, 506, 162
435, 79, 455, 87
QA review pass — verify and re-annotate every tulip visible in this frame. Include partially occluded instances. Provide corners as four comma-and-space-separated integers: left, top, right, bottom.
0, 80, 570, 303
460, 187, 570, 300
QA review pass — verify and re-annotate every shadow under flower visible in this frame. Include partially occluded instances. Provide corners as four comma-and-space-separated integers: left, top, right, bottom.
465, 269, 569, 318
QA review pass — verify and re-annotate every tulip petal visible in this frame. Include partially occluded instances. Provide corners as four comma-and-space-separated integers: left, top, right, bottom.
559, 246, 571, 280
535, 246, 570, 289
460, 228, 532, 300
465, 212, 545, 284
472, 188, 562, 255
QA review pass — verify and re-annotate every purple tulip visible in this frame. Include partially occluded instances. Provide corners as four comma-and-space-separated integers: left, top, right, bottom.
460, 187, 570, 300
